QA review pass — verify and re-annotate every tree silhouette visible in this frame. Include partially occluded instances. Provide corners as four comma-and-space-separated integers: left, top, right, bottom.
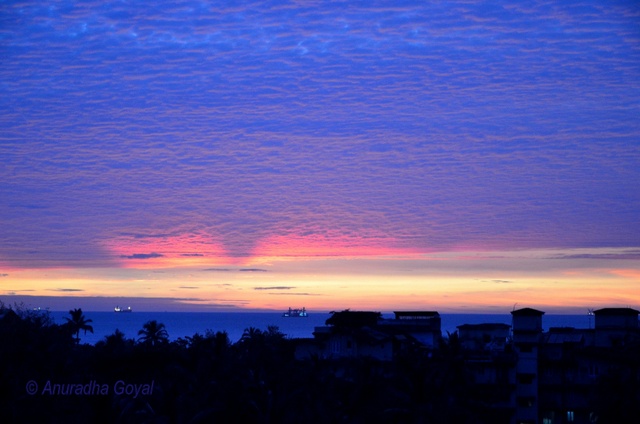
105, 328, 127, 345
137, 320, 169, 347
240, 326, 263, 343
64, 308, 93, 344
264, 325, 285, 342
100, 328, 135, 351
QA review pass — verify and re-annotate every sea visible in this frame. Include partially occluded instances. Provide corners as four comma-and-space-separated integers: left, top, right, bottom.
48, 311, 596, 346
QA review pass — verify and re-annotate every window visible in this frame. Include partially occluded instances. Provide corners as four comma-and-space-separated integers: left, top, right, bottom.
567, 410, 575, 422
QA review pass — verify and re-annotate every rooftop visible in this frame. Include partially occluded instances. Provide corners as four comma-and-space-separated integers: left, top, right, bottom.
593, 307, 639, 316
511, 307, 545, 316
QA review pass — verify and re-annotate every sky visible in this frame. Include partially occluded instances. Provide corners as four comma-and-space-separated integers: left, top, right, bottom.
1, 0, 639, 314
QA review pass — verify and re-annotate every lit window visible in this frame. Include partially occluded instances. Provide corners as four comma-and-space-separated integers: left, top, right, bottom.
567, 410, 575, 422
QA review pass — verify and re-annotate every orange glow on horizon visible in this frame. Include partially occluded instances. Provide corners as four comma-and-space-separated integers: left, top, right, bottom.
610, 269, 640, 280
1, 247, 638, 313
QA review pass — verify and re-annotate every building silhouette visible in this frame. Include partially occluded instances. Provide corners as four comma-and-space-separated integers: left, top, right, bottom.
295, 307, 640, 423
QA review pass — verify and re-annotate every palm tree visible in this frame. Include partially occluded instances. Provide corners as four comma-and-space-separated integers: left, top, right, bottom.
137, 320, 169, 347
241, 326, 263, 343
64, 308, 93, 343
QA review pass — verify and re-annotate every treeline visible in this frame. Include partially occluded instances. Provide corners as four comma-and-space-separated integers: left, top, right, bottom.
0, 304, 480, 423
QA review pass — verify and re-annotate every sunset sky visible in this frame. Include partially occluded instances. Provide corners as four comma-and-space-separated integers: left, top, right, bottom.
1, 0, 639, 313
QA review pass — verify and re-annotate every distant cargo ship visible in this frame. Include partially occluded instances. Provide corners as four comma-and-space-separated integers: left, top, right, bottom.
283, 307, 307, 317
114, 306, 132, 313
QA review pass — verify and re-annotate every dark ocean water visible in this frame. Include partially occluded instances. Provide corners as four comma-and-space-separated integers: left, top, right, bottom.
49, 311, 594, 346
50, 311, 332, 345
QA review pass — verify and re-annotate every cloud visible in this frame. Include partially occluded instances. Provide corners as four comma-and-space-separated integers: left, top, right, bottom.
4, 290, 36, 295
551, 252, 640, 260
181, 253, 204, 257
120, 253, 164, 260
0, 274, 8, 277
254, 286, 296, 291
120, 232, 174, 240
170, 297, 206, 302
0, 0, 638, 269
179, 286, 199, 289
202, 268, 268, 272
50, 288, 84, 292
490, 280, 514, 284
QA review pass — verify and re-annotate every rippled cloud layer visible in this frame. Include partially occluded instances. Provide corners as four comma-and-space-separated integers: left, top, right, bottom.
1, 0, 639, 268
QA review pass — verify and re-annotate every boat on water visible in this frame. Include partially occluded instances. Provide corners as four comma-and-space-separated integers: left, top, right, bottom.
114, 306, 132, 313
283, 307, 307, 317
